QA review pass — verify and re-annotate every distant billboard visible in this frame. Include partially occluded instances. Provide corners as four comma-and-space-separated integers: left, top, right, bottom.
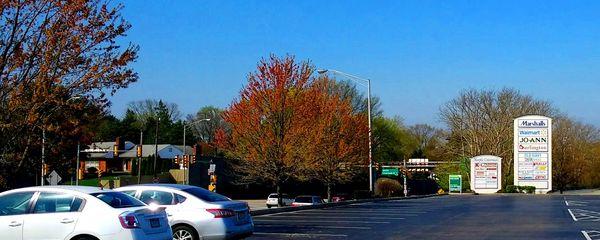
470, 155, 501, 194
514, 116, 552, 193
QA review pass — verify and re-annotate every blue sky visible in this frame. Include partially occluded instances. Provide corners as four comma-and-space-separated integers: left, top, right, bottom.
110, 1, 600, 127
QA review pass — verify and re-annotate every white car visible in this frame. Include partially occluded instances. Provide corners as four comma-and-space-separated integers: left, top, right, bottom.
0, 186, 172, 240
265, 193, 293, 208
291, 195, 324, 207
115, 184, 253, 240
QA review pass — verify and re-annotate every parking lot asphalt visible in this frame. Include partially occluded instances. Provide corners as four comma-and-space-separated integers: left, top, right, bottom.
247, 194, 600, 240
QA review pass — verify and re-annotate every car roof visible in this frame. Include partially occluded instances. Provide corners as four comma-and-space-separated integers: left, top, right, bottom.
116, 183, 195, 191
1, 185, 114, 195
296, 195, 318, 197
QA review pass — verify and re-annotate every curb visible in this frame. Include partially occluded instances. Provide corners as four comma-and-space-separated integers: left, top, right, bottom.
250, 193, 445, 216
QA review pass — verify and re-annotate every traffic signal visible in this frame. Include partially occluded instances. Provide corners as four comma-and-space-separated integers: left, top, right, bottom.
208, 174, 217, 192
136, 145, 142, 158
113, 144, 119, 157
42, 163, 49, 176
174, 155, 180, 165
183, 155, 189, 168
114, 137, 121, 157
191, 155, 196, 165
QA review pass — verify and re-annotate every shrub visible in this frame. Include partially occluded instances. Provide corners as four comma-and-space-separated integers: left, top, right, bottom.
519, 186, 536, 194
504, 185, 536, 193
375, 178, 402, 197
505, 185, 519, 193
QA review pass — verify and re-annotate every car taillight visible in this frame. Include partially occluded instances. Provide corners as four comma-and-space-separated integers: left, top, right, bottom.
206, 209, 235, 218
119, 212, 140, 229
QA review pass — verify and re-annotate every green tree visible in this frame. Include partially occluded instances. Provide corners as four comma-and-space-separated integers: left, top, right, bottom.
372, 117, 417, 164
440, 88, 555, 189
435, 157, 470, 192
187, 106, 226, 144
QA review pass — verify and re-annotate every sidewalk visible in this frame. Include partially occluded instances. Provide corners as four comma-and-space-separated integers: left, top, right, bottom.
240, 199, 269, 211
550, 189, 600, 195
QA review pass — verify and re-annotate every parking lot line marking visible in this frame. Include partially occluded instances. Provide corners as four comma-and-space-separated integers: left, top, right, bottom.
255, 224, 372, 230
565, 200, 569, 206
253, 232, 348, 238
285, 212, 419, 217
312, 210, 427, 214
582, 231, 592, 240
256, 215, 406, 220
569, 209, 600, 222
254, 219, 390, 224
568, 209, 578, 221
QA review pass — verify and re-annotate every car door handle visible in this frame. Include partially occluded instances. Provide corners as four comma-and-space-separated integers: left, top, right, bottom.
60, 218, 75, 224
167, 213, 173, 217
8, 221, 22, 227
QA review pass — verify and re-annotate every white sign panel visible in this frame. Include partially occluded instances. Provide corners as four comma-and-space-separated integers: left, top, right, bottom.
514, 116, 552, 193
470, 155, 502, 194
47, 170, 62, 186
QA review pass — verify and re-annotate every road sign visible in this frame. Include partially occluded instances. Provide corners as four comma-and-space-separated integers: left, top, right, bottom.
470, 155, 502, 194
449, 175, 462, 193
381, 167, 399, 177
514, 116, 552, 193
47, 170, 62, 186
208, 164, 216, 175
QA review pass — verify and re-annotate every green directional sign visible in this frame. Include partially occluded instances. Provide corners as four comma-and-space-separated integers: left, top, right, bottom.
381, 167, 399, 177
449, 175, 462, 193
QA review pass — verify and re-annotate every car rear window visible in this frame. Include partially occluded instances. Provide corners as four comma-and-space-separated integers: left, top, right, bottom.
91, 192, 145, 208
182, 187, 230, 202
269, 194, 278, 198
295, 196, 313, 203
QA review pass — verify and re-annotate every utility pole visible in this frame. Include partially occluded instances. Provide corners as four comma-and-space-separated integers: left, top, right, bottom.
137, 130, 143, 184
76, 141, 80, 186
153, 117, 160, 177
403, 158, 408, 197
183, 122, 187, 185
41, 129, 45, 186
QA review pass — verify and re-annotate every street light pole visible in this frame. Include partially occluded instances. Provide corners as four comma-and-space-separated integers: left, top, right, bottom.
317, 69, 374, 192
367, 78, 373, 193
183, 118, 211, 185
40, 95, 82, 186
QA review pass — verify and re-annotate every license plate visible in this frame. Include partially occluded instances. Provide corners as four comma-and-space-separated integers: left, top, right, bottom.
149, 218, 160, 228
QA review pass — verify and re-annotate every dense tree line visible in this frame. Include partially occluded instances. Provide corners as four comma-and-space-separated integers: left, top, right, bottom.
437, 88, 600, 191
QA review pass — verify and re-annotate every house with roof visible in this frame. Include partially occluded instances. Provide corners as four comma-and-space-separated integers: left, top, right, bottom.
81, 141, 193, 173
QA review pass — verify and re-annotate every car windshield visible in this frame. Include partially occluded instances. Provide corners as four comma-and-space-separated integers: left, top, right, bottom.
295, 196, 313, 203
91, 192, 146, 208
182, 187, 230, 202
269, 194, 278, 198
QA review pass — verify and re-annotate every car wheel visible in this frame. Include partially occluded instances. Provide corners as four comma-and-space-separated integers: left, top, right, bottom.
173, 225, 197, 240
267, 205, 272, 209
72, 235, 99, 240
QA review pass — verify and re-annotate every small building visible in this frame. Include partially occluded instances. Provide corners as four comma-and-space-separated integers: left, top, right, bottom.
81, 141, 192, 173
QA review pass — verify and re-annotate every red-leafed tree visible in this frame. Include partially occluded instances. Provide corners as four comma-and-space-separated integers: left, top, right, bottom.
0, 0, 138, 188
306, 77, 368, 202
218, 55, 314, 206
